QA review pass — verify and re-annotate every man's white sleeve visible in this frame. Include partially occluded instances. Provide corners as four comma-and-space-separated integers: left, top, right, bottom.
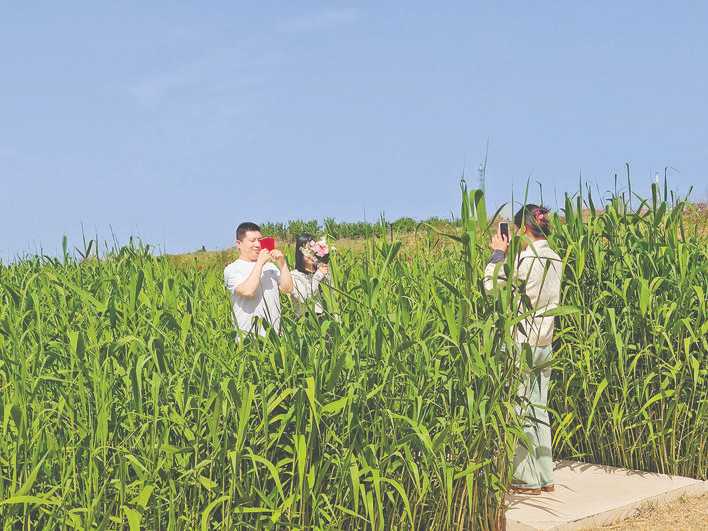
224, 267, 247, 295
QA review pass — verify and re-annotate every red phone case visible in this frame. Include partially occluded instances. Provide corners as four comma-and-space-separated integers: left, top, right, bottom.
259, 237, 276, 251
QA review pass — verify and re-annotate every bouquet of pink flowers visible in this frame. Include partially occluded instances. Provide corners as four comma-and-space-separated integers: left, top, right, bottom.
300, 237, 334, 264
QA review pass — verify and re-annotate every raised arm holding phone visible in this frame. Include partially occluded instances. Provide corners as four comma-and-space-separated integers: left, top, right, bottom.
484, 205, 562, 496
224, 222, 293, 336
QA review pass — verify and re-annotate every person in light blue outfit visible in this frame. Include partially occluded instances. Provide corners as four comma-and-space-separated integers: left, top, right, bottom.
484, 204, 562, 495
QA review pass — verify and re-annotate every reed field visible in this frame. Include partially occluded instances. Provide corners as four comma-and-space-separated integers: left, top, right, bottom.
0, 183, 705, 529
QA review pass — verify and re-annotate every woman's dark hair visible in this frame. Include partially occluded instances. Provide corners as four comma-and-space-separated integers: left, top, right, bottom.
294, 233, 315, 273
514, 204, 551, 237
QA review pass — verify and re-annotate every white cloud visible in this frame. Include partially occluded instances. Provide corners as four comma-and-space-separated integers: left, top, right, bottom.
278, 7, 360, 33
126, 8, 361, 108
127, 47, 278, 108
129, 70, 190, 107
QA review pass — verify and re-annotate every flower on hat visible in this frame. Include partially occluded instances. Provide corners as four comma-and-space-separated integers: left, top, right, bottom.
534, 207, 548, 222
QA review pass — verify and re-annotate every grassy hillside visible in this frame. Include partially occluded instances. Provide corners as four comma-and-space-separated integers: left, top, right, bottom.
169, 202, 707, 270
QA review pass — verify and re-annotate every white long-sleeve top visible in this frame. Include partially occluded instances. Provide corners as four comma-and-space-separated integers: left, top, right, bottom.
290, 269, 331, 317
483, 239, 562, 346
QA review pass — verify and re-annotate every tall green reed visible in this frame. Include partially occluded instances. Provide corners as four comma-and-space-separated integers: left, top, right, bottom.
0, 182, 704, 530
549, 182, 706, 479
0, 186, 523, 529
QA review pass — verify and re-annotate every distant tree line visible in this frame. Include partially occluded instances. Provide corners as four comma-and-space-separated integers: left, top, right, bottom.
259, 215, 456, 240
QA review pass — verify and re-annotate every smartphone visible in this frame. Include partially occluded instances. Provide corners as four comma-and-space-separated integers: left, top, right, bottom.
258, 237, 276, 251
499, 222, 509, 240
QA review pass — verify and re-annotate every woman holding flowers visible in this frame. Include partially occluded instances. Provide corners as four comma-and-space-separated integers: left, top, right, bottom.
290, 234, 333, 318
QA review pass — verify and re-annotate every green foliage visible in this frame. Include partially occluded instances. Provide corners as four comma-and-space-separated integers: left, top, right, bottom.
549, 184, 707, 478
0, 183, 705, 529
260, 216, 458, 241
0, 193, 521, 529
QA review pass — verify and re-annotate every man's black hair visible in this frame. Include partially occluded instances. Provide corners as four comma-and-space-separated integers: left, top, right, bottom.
236, 222, 261, 241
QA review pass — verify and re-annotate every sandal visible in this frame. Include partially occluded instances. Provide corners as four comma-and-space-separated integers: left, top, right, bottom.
510, 486, 542, 495
541, 484, 555, 492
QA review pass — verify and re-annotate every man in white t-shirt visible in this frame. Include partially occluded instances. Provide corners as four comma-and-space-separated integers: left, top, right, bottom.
224, 222, 293, 336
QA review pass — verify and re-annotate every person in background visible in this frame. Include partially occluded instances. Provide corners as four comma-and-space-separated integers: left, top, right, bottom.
224, 222, 293, 337
484, 204, 562, 495
290, 233, 331, 318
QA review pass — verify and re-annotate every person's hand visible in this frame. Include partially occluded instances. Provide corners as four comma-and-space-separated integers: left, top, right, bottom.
317, 263, 329, 275
256, 249, 272, 266
490, 227, 509, 253
270, 249, 286, 268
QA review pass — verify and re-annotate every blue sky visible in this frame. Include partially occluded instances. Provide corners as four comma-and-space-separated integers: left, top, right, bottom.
2, 2, 706, 259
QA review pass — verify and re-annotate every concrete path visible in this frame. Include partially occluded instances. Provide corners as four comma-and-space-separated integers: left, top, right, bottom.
505, 460, 708, 530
